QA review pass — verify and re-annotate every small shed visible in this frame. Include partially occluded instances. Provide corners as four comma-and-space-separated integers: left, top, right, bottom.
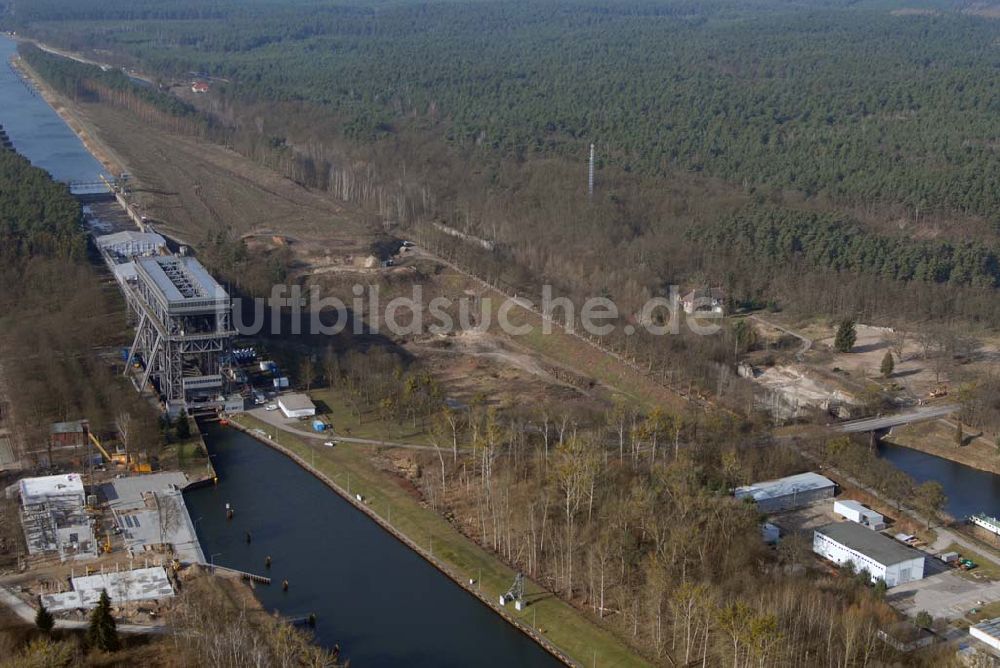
278, 394, 316, 419
834, 499, 886, 531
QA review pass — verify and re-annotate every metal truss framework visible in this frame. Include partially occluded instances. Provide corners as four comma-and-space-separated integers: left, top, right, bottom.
123, 256, 233, 407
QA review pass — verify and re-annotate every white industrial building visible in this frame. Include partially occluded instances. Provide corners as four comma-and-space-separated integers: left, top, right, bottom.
970, 617, 1000, 658
834, 499, 886, 531
813, 522, 924, 587
278, 393, 316, 419
95, 230, 167, 257
734, 472, 836, 512
18, 473, 96, 559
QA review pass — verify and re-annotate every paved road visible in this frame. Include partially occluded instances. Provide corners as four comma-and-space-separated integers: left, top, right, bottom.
836, 403, 960, 433
244, 407, 472, 453
887, 570, 1000, 620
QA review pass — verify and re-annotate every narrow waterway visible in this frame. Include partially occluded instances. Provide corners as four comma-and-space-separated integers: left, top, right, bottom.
185, 423, 560, 667
879, 440, 1000, 519
0, 36, 108, 184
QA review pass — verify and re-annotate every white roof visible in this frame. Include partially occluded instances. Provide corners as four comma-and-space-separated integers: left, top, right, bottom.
19, 473, 84, 500
113, 262, 137, 281
278, 394, 315, 411
734, 472, 834, 502
95, 231, 166, 248
835, 499, 866, 512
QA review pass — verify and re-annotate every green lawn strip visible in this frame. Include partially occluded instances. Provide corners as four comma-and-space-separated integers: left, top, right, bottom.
231, 413, 651, 668
303, 388, 433, 445
967, 599, 1000, 623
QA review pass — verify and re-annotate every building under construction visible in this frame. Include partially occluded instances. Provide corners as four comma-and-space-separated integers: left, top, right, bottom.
122, 255, 235, 414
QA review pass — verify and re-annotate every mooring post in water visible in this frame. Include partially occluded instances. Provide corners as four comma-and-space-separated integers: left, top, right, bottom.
265, 555, 271, 569
282, 579, 289, 591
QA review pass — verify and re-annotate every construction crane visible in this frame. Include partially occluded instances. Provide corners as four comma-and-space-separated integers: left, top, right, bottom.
87, 429, 115, 464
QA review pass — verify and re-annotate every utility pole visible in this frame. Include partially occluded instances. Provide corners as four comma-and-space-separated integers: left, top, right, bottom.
588, 143, 595, 198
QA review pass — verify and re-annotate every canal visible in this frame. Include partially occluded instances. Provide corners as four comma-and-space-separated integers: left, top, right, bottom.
185, 423, 560, 667
0, 36, 108, 184
879, 440, 1000, 520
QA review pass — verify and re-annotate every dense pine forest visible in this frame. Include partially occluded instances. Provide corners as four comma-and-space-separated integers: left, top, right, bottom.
9, 0, 1000, 220
0, 148, 84, 261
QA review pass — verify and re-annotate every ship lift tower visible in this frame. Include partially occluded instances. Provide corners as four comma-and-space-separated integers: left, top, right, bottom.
123, 255, 233, 415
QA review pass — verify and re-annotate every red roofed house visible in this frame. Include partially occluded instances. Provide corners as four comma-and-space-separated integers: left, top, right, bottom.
191, 81, 210, 94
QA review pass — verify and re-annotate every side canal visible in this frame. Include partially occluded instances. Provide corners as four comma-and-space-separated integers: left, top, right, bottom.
185, 422, 561, 667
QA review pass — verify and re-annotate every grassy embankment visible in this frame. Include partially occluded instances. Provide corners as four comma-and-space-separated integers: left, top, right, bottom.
888, 421, 1000, 475
230, 410, 651, 668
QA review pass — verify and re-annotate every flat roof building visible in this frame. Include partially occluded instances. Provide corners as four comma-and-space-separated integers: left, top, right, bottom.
971, 617, 1000, 656
96, 230, 166, 258
814, 522, 924, 587
19, 473, 85, 507
734, 472, 835, 513
834, 499, 886, 531
18, 473, 95, 560
278, 394, 316, 419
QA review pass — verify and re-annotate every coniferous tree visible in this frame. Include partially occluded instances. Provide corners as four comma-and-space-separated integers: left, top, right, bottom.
880, 351, 894, 378
87, 589, 119, 652
834, 319, 857, 353
35, 597, 55, 633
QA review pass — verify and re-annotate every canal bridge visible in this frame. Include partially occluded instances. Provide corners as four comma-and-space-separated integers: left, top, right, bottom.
836, 403, 960, 434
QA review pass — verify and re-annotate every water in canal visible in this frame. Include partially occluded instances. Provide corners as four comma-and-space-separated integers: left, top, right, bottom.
0, 36, 108, 184
879, 440, 1000, 519
186, 423, 559, 667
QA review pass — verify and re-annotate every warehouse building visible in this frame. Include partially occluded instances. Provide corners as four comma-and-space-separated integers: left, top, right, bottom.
734, 472, 835, 512
813, 522, 924, 587
278, 393, 316, 419
834, 499, 886, 530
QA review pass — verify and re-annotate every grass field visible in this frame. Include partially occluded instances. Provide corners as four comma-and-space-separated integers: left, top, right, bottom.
302, 388, 434, 445
942, 543, 1000, 582
231, 411, 651, 668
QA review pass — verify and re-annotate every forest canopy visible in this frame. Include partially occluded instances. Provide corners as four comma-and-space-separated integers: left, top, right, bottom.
0, 148, 84, 261
7, 0, 1000, 223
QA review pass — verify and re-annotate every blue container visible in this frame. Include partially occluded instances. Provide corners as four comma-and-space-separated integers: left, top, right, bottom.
312, 420, 327, 432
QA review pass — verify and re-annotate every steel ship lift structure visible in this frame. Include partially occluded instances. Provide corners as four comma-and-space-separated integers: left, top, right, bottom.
123, 255, 234, 414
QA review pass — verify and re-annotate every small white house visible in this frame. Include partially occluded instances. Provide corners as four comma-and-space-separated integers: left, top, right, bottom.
834, 499, 886, 531
277, 394, 316, 419
814, 522, 924, 587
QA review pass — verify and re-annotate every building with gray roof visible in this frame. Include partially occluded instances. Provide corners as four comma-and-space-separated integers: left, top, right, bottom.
813, 522, 924, 587
734, 471, 835, 512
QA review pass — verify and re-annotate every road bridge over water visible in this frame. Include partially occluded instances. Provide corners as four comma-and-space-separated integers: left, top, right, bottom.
835, 403, 960, 434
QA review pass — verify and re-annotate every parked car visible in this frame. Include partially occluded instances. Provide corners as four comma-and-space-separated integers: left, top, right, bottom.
264, 403, 278, 411
323, 440, 337, 447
